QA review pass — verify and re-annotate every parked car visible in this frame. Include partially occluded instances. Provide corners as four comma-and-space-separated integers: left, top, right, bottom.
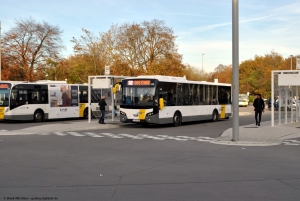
274, 99, 299, 111
239, 94, 249, 107
267, 98, 272, 110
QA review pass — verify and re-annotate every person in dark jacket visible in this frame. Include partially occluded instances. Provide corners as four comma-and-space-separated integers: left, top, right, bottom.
98, 96, 107, 124
253, 94, 265, 126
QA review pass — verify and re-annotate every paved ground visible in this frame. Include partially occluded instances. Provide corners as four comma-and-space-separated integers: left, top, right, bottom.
1, 111, 300, 201
1, 116, 300, 147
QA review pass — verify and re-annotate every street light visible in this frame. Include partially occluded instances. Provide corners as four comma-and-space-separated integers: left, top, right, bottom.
202, 53, 204, 71
290, 55, 293, 70
0, 21, 2, 81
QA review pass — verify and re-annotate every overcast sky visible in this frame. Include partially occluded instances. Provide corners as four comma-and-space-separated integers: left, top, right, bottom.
1, 0, 300, 72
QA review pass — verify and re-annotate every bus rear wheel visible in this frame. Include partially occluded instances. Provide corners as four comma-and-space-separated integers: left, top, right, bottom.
84, 108, 88, 119
173, 112, 182, 127
34, 110, 44, 122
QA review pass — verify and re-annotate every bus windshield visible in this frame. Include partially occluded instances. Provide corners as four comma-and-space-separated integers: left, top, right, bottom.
0, 89, 10, 107
122, 86, 156, 107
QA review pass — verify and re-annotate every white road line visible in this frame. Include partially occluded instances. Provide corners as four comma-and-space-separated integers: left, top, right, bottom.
100, 133, 123, 138
53, 132, 68, 136
283, 140, 300, 143
282, 142, 299, 146
118, 134, 136, 138
157, 135, 188, 141
84, 132, 104, 137
282, 140, 300, 146
37, 131, 215, 143
0, 130, 8, 132
67, 132, 86, 137
39, 132, 50, 135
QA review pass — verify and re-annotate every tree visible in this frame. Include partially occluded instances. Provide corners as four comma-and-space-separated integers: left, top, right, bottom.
210, 64, 232, 83
101, 19, 183, 74
2, 17, 64, 81
239, 51, 284, 97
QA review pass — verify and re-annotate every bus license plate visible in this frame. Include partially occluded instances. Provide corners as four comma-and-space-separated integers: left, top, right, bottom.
133, 119, 140, 122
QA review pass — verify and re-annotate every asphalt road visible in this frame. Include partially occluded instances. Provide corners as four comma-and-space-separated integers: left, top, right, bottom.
1, 107, 299, 201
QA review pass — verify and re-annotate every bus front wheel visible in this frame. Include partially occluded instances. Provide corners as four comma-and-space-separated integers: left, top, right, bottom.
173, 112, 182, 127
212, 110, 219, 122
34, 110, 44, 122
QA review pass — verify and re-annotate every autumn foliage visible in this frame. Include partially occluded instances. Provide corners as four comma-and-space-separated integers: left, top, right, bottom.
1, 18, 298, 98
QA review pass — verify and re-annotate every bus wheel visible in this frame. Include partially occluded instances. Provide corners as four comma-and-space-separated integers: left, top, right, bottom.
173, 112, 182, 127
212, 110, 219, 122
84, 108, 88, 119
34, 110, 44, 122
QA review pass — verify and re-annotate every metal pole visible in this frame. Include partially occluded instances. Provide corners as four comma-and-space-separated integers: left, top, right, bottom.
88, 76, 91, 123
271, 71, 274, 126
291, 87, 293, 123
0, 21, 2, 81
285, 87, 287, 124
296, 86, 299, 122
111, 77, 114, 122
232, 0, 239, 141
278, 86, 281, 125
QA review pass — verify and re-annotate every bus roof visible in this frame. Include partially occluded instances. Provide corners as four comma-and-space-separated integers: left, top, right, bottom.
125, 75, 231, 86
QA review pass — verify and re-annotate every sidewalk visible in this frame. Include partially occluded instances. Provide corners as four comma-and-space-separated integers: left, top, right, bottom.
211, 121, 300, 146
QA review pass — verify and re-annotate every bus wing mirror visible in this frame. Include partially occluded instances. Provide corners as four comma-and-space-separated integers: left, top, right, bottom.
159, 98, 164, 110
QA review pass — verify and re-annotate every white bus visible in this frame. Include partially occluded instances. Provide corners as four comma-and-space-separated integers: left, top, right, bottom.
120, 75, 231, 126
0, 80, 93, 121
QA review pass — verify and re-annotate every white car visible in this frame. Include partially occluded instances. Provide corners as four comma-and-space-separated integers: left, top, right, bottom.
239, 94, 249, 107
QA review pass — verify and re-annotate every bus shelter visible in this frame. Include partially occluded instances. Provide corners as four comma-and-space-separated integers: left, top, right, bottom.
271, 70, 300, 126
87, 75, 130, 123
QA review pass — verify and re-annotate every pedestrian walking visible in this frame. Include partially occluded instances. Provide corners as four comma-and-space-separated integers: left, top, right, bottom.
98, 96, 107, 124
253, 94, 265, 126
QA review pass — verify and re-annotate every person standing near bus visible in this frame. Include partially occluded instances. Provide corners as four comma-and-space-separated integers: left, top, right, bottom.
98, 96, 107, 124
60, 85, 71, 106
253, 94, 265, 126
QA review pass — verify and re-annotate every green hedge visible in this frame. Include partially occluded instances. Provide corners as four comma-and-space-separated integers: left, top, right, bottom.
248, 96, 255, 103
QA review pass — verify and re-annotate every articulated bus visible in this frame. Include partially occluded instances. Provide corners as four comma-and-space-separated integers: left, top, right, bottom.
0, 80, 93, 121
120, 75, 231, 126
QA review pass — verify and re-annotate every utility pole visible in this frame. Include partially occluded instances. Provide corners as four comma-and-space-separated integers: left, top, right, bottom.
232, 0, 239, 141
0, 21, 2, 81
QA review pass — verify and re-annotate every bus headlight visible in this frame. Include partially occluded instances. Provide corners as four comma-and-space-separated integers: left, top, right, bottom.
120, 111, 126, 116
146, 112, 154, 116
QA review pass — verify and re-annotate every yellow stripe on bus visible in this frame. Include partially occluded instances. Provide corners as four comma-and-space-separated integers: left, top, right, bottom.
0, 107, 4, 119
138, 109, 146, 120
79, 103, 86, 117
220, 104, 226, 118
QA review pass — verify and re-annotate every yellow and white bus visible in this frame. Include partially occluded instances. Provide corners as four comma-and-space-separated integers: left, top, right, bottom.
120, 75, 232, 126
0, 80, 93, 122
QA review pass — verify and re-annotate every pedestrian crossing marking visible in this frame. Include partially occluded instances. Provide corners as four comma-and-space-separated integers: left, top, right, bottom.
84, 132, 104, 137
67, 132, 85, 137
282, 139, 300, 146
35, 131, 215, 143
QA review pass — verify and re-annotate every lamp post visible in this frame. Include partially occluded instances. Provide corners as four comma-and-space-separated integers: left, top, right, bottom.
202, 53, 204, 71
290, 55, 293, 70
0, 21, 2, 81
232, 0, 239, 141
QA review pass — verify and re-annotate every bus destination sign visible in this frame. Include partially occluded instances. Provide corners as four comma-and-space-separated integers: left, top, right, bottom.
0, 83, 11, 89
127, 80, 152, 86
